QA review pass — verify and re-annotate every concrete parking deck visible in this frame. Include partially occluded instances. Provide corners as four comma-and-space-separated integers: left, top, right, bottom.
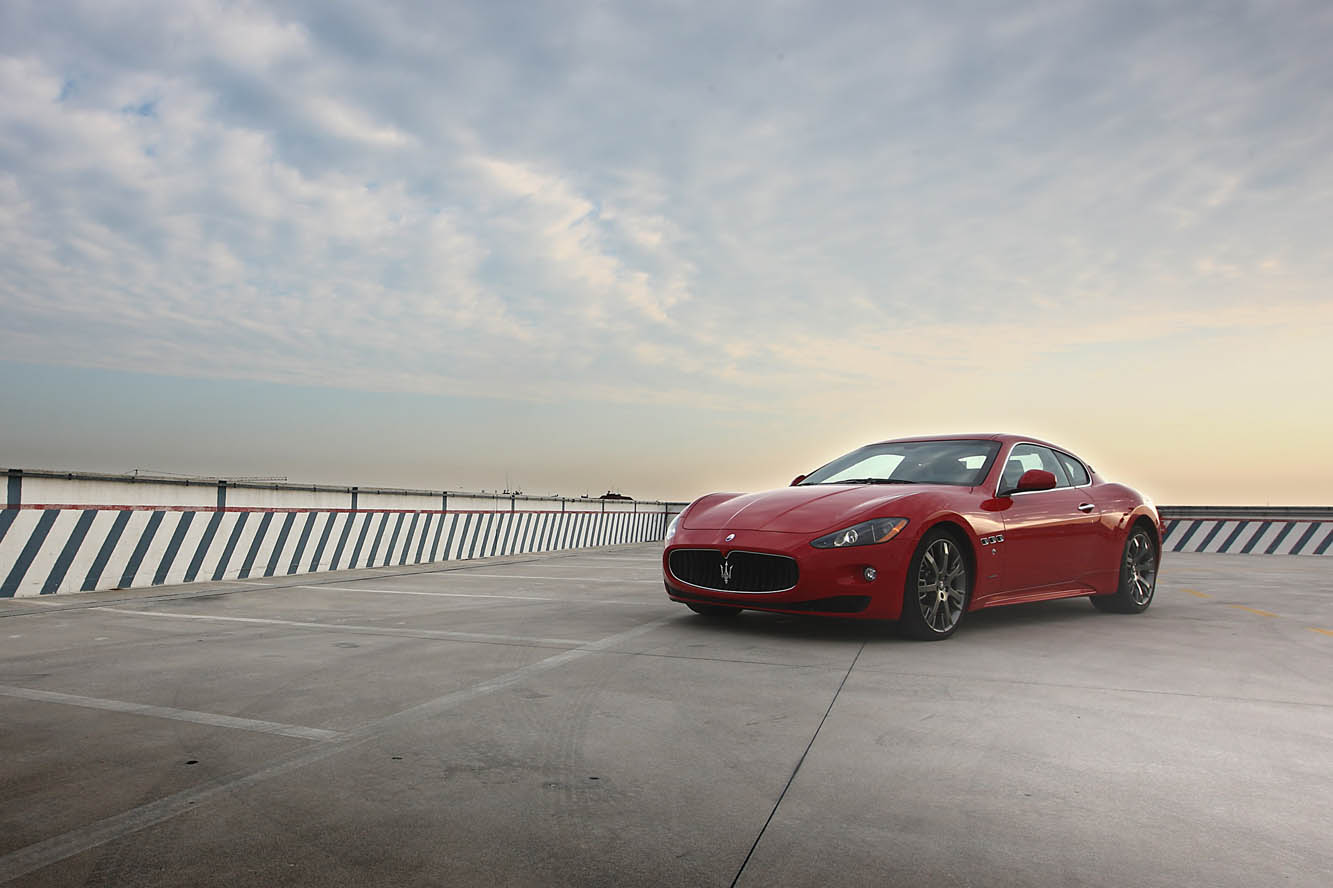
1, 546, 1329, 887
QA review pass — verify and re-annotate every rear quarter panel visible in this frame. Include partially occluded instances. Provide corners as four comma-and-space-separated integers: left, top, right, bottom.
1087, 482, 1161, 594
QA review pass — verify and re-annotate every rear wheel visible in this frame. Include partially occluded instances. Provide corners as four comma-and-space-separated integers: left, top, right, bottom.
900, 529, 970, 641
686, 602, 742, 617
1090, 526, 1157, 614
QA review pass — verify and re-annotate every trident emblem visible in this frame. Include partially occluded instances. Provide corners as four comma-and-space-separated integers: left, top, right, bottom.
720, 560, 734, 585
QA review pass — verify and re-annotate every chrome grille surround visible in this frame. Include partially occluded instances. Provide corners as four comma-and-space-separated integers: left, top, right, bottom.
667, 548, 799, 594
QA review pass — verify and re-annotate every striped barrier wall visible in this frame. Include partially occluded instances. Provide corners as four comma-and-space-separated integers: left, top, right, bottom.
0, 505, 672, 598
1159, 508, 1333, 556
0, 469, 688, 599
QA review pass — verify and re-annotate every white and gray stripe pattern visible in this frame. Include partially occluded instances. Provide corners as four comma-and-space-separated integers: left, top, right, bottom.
0, 508, 672, 598
1161, 518, 1333, 556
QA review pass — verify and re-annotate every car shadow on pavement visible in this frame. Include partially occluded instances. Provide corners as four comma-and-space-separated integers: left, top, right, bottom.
668, 596, 1107, 642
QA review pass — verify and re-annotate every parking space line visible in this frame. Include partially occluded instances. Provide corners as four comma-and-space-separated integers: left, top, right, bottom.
1, 549, 664, 619
1183, 588, 1324, 631
591, 599, 667, 608
1225, 604, 1279, 617
441, 573, 660, 583
0, 685, 344, 742
0, 616, 674, 884
247, 573, 658, 585
98, 607, 592, 647
293, 584, 557, 602
293, 585, 664, 608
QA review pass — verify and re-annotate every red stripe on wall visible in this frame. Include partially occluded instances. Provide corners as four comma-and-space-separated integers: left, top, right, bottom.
8, 504, 658, 515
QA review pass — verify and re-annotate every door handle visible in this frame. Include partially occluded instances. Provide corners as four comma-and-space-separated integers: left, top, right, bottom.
1077, 503, 1095, 513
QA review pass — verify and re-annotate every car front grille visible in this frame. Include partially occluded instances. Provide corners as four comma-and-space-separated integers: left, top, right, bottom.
668, 549, 798, 593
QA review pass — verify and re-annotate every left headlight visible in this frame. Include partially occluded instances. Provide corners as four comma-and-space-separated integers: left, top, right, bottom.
811, 517, 909, 549
664, 512, 682, 543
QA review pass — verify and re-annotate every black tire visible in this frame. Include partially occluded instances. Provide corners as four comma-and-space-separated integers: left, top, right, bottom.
899, 529, 971, 641
1090, 525, 1158, 614
686, 602, 742, 617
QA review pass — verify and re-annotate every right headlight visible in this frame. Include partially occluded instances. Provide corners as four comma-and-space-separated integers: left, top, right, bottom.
811, 517, 909, 549
664, 512, 682, 543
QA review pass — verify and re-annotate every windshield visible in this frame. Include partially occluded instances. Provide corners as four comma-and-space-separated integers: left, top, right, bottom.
799, 439, 1001, 487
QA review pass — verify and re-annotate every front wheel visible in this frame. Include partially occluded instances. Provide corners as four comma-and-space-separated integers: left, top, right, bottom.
900, 530, 970, 641
1090, 526, 1158, 614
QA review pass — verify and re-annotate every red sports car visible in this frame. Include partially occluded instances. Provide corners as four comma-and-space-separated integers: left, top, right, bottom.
663, 434, 1162, 640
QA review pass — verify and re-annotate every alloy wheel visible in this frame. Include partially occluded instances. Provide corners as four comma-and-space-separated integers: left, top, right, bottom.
1125, 531, 1157, 606
916, 537, 967, 633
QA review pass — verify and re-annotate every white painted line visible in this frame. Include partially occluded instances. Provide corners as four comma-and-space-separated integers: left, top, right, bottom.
0, 615, 674, 883
293, 584, 557, 602
311, 584, 661, 605
447, 573, 660, 583
305, 585, 663, 608
220, 581, 661, 608
594, 599, 668, 607
98, 608, 591, 647
0, 684, 343, 742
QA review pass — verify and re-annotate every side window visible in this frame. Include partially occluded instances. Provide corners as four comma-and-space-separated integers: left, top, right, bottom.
1000, 444, 1037, 491
1034, 446, 1072, 487
1055, 451, 1090, 486
1001, 444, 1071, 491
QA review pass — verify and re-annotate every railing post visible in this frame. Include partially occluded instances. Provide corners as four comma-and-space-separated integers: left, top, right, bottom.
6, 469, 21, 508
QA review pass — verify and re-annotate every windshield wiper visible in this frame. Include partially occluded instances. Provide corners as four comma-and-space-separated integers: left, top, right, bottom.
821, 478, 918, 485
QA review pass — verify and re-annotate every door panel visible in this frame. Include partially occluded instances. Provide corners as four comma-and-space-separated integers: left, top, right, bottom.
999, 489, 1101, 591
991, 443, 1101, 593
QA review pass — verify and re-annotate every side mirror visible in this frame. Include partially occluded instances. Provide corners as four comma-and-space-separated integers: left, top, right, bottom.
790, 474, 807, 487
1014, 469, 1057, 493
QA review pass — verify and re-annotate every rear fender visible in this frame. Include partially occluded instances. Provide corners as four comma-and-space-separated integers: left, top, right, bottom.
1088, 498, 1161, 596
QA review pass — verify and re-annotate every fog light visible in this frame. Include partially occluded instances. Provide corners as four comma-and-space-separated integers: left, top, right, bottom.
863, 567, 877, 582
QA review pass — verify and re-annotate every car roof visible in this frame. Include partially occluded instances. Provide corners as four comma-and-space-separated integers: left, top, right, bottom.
872, 433, 1073, 452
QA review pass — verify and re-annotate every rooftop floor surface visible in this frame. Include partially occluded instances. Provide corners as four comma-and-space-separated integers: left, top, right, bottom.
1, 546, 1329, 887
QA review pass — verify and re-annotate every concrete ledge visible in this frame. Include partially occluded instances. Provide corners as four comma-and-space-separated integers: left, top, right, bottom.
1161, 505, 1333, 521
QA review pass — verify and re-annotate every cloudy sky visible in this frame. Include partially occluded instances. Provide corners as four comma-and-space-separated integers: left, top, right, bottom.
2, 0, 1331, 504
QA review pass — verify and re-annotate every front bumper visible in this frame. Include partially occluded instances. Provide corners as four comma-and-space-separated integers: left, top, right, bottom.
662, 527, 912, 619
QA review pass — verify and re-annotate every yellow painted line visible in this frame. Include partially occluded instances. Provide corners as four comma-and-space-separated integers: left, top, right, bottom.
1225, 605, 1279, 618
1183, 588, 1211, 599
1309, 627, 1333, 637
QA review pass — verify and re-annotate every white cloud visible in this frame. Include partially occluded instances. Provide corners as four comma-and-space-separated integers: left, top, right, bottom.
1, 0, 1332, 499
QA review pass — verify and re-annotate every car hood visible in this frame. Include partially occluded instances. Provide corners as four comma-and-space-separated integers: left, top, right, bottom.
682, 485, 944, 533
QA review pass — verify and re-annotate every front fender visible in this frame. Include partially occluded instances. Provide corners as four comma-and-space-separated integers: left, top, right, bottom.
907, 505, 1007, 608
